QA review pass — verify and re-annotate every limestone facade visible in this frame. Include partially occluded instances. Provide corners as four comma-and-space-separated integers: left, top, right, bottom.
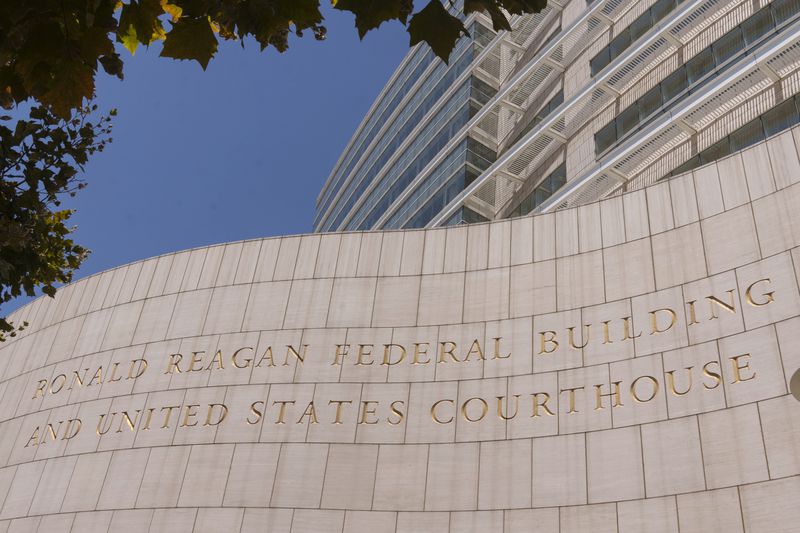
1, 129, 800, 532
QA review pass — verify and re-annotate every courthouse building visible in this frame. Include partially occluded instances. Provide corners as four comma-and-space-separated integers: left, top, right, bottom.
1, 0, 800, 531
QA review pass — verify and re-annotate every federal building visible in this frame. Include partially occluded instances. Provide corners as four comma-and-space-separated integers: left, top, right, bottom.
2, 0, 800, 531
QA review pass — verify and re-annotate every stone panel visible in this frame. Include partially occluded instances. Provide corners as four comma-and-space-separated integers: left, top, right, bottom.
0, 144, 799, 532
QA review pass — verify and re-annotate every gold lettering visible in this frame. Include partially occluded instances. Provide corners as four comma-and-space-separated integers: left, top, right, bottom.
539, 331, 558, 354
207, 350, 224, 370
141, 408, 156, 431
63, 419, 81, 440
247, 401, 264, 425
707, 290, 737, 319
686, 300, 700, 325
594, 381, 623, 410
87, 366, 103, 387
231, 347, 253, 369
532, 393, 555, 417
33, 380, 47, 399
204, 404, 228, 426
492, 337, 511, 359
650, 308, 677, 335
601, 320, 613, 344
461, 397, 488, 422
96, 413, 115, 436
412, 343, 430, 365
665, 367, 693, 396
25, 426, 40, 447
356, 344, 374, 366
464, 339, 485, 361
438, 341, 459, 363
160, 405, 180, 428
108, 362, 123, 383
165, 353, 183, 374
181, 404, 200, 427
567, 325, 590, 349
745, 278, 774, 307
383, 344, 406, 365
702, 361, 722, 390
329, 400, 352, 424
730, 354, 756, 383
621, 317, 642, 340
431, 399, 455, 424
630, 375, 660, 403
188, 351, 205, 372
297, 402, 318, 424
388, 401, 405, 425
496, 395, 520, 420
284, 345, 308, 366
128, 358, 148, 379
50, 374, 67, 394
332, 344, 349, 366
272, 400, 295, 424
255, 346, 276, 367
117, 411, 140, 433
561, 387, 584, 413
358, 401, 379, 425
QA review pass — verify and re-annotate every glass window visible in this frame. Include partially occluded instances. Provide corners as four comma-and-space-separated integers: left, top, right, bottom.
609, 29, 631, 60
661, 68, 688, 102
699, 138, 730, 164
773, 0, 800, 24
551, 165, 567, 190
712, 26, 743, 66
638, 86, 663, 121
729, 117, 765, 152
671, 155, 700, 176
595, 121, 617, 154
616, 105, 639, 139
686, 49, 714, 84
630, 10, 653, 42
591, 47, 611, 76
742, 7, 775, 46
651, 0, 677, 21
762, 98, 800, 136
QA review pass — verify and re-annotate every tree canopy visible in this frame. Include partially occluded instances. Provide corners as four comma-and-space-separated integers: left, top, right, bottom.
1, 0, 546, 118
0, 0, 547, 336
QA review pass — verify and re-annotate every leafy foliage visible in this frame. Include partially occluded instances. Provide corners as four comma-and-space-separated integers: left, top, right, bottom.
0, 1, 548, 119
0, 105, 113, 340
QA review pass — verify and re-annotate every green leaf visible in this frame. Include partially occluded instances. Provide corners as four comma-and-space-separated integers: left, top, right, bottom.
408, 0, 467, 63
117, 0, 166, 55
160, 17, 218, 69
334, 0, 408, 38
99, 54, 125, 79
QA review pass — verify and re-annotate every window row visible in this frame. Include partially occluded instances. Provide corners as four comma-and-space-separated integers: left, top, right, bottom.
590, 0, 686, 76
506, 89, 564, 149
595, 0, 800, 156
317, 19, 492, 229
507, 161, 567, 218
350, 82, 497, 231
403, 139, 494, 230
664, 96, 800, 179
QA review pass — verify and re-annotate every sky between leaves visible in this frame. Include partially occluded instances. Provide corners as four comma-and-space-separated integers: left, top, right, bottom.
5, 4, 409, 314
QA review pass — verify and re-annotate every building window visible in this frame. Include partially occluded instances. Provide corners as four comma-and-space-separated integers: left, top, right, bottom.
662, 96, 800, 179
589, 0, 683, 76
507, 162, 567, 217
595, 0, 800, 157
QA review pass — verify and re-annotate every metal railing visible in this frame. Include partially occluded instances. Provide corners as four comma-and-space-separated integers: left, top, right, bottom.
426, 0, 752, 227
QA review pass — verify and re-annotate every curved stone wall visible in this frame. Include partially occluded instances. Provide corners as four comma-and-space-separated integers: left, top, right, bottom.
1, 129, 800, 533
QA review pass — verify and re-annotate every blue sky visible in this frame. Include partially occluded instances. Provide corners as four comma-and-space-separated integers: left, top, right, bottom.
7, 6, 409, 313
